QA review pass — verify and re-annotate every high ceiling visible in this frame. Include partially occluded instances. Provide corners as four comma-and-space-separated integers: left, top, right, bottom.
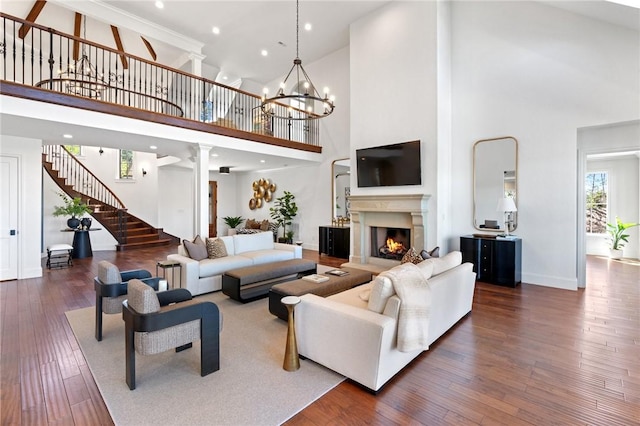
1, 0, 637, 171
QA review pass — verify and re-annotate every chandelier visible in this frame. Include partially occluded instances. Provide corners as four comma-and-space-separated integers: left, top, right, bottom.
58, 15, 107, 99
260, 0, 335, 121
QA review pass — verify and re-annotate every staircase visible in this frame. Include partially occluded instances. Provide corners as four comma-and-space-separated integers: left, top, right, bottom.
43, 145, 173, 251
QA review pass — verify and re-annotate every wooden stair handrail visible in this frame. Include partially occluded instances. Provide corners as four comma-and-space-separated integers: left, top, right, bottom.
43, 145, 126, 210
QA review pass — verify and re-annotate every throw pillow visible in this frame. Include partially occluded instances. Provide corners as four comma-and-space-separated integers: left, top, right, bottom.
415, 259, 434, 281
420, 246, 440, 259
401, 247, 423, 264
183, 235, 208, 261
206, 238, 228, 259
367, 275, 395, 313
430, 251, 463, 276
259, 220, 270, 231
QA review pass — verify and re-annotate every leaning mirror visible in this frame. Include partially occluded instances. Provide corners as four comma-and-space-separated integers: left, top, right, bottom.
332, 159, 350, 221
473, 137, 518, 232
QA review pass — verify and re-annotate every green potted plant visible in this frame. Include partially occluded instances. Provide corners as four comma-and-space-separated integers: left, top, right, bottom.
269, 191, 298, 243
52, 192, 92, 229
223, 216, 244, 235
607, 216, 639, 259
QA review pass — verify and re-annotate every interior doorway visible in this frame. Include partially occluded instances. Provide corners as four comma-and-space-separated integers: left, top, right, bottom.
209, 181, 218, 238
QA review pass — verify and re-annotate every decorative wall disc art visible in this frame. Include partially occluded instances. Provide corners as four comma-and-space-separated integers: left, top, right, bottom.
249, 178, 275, 210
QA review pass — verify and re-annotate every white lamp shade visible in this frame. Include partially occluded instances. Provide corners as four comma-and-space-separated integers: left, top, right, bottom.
496, 197, 517, 212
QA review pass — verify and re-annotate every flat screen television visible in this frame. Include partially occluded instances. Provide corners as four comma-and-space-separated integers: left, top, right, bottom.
356, 140, 422, 187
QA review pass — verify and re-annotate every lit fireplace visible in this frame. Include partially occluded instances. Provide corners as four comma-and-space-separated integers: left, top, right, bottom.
371, 227, 410, 260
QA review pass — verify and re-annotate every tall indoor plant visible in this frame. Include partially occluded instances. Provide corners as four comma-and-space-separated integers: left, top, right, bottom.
52, 192, 92, 229
269, 191, 298, 243
607, 216, 639, 259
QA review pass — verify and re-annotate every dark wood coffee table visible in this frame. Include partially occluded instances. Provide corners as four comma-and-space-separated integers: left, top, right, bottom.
268, 267, 373, 320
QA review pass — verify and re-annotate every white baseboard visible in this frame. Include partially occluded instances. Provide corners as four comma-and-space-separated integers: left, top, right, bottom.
522, 272, 577, 291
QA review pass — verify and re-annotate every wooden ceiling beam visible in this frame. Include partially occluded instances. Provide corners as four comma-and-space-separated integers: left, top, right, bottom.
140, 36, 157, 62
110, 25, 129, 70
18, 1, 47, 39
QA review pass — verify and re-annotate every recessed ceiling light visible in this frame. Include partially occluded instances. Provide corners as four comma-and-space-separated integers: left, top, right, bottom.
149, 145, 157, 150
222, 75, 228, 80
155, 1, 164, 9
261, 49, 268, 57
260, 159, 266, 163
211, 153, 219, 157
63, 134, 73, 139
304, 23, 312, 31
212, 26, 220, 35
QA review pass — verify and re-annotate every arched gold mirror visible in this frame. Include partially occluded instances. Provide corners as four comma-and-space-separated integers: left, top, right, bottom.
473, 137, 518, 232
332, 158, 350, 221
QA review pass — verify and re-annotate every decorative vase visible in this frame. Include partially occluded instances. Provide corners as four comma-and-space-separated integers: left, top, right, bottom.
81, 217, 92, 229
67, 217, 80, 229
609, 249, 623, 260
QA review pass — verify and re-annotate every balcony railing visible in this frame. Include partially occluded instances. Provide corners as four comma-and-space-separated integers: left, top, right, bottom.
0, 13, 321, 147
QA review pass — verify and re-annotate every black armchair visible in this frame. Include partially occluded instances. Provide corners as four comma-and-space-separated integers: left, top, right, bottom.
94, 260, 159, 341
122, 279, 221, 390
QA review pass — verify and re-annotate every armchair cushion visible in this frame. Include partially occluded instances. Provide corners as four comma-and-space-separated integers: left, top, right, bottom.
128, 279, 161, 314
98, 260, 122, 284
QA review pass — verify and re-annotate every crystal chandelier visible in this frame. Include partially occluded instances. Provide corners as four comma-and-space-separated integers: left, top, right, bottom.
260, 0, 335, 121
58, 15, 107, 99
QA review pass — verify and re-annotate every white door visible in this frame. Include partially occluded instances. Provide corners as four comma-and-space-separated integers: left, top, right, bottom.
0, 156, 18, 281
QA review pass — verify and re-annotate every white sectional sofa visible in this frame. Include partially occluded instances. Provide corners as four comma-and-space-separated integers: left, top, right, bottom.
295, 252, 476, 392
167, 232, 302, 296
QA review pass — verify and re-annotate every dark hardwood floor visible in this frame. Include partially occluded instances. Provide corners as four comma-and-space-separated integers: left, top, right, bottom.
1, 248, 638, 425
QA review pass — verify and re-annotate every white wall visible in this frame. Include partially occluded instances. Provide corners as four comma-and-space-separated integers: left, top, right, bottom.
586, 157, 639, 258
0, 135, 43, 278
350, 1, 439, 250
231, 46, 352, 249
450, 1, 639, 290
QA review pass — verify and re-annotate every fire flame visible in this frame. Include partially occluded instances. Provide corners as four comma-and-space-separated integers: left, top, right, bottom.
386, 238, 404, 253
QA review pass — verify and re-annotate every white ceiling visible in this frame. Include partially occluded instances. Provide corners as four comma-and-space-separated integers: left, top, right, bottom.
1, 0, 638, 171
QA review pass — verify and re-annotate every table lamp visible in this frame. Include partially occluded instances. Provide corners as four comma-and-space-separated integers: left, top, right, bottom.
496, 197, 517, 236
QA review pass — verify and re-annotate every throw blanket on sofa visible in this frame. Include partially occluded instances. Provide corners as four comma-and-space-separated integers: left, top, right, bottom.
382, 262, 432, 352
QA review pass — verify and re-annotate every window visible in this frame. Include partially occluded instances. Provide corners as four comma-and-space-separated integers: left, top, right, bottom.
585, 172, 607, 234
119, 149, 134, 179
64, 145, 82, 156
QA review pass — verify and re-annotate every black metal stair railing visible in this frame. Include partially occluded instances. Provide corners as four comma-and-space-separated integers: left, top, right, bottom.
43, 145, 129, 244
1, 12, 321, 146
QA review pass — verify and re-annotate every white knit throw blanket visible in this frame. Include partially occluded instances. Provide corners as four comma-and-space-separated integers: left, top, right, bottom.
382, 262, 431, 352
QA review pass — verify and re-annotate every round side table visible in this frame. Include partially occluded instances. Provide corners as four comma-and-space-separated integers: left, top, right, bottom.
281, 296, 301, 372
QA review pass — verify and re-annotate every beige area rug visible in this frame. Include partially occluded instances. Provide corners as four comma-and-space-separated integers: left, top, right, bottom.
66, 286, 344, 425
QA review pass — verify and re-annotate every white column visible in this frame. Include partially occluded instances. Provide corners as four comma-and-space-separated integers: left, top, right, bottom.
193, 144, 211, 238
188, 52, 206, 121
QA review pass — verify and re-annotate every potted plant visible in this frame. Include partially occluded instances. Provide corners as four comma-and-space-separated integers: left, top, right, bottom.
223, 216, 244, 235
52, 192, 92, 229
269, 191, 298, 243
606, 216, 639, 259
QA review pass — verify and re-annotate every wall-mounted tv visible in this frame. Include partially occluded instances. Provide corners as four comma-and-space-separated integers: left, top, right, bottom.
356, 140, 422, 187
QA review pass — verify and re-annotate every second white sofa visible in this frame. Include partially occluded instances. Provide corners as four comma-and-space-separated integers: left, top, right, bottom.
167, 232, 302, 296
295, 252, 476, 392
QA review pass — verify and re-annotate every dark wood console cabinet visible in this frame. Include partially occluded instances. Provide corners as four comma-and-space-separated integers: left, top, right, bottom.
460, 235, 522, 287
319, 226, 350, 259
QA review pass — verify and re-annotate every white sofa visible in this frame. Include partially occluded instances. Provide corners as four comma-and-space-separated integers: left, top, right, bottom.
295, 252, 476, 392
167, 232, 302, 296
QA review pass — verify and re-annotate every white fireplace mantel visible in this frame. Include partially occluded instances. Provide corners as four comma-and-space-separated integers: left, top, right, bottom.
348, 194, 431, 268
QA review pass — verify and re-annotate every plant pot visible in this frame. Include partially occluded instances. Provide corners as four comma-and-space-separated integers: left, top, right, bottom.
67, 217, 80, 229
81, 217, 92, 229
609, 249, 623, 260
228, 228, 237, 236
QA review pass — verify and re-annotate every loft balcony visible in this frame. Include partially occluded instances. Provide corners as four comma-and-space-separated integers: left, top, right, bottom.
0, 12, 323, 155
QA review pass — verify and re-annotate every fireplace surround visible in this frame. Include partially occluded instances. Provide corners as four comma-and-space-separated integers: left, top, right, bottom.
347, 194, 430, 270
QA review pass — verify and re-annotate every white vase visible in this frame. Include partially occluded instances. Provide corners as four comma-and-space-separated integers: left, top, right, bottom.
228, 228, 237, 236
609, 249, 623, 259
